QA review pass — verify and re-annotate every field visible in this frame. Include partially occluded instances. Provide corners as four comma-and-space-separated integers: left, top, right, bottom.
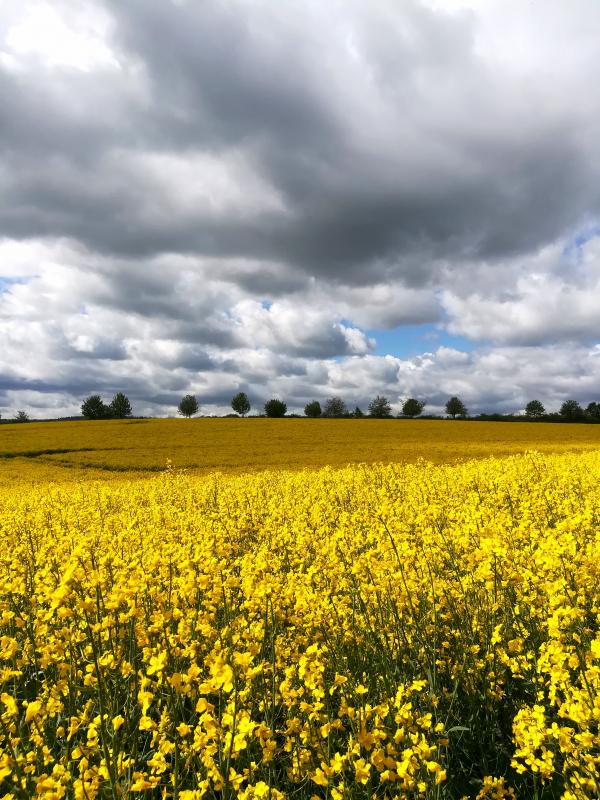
1, 423, 600, 799
2, 418, 600, 484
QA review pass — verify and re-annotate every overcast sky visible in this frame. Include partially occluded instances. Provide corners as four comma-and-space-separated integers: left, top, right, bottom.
1, 0, 599, 418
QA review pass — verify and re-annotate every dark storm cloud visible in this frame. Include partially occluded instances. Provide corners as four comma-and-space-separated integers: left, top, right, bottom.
68, 340, 127, 360
220, 263, 308, 297
0, 376, 61, 394
105, 0, 343, 155
1, 0, 599, 288
0, 371, 138, 397
0, 68, 126, 160
155, 346, 238, 374
242, 357, 308, 382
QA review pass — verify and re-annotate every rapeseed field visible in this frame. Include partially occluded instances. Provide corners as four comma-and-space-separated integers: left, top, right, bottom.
1, 450, 600, 798
2, 418, 600, 484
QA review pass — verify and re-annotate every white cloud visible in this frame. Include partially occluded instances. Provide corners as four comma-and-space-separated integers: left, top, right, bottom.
228, 298, 374, 357
2, 227, 600, 418
119, 149, 288, 220
441, 234, 600, 344
1, 0, 119, 73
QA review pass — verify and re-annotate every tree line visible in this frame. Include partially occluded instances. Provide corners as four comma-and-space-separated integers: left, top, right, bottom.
176, 393, 426, 418
173, 393, 600, 421
524, 399, 600, 421
76, 391, 431, 419
2, 393, 598, 423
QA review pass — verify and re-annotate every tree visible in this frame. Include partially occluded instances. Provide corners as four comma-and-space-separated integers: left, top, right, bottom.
110, 392, 132, 419
585, 401, 600, 420
353, 406, 364, 418
178, 394, 199, 418
525, 399, 545, 419
231, 392, 251, 417
81, 395, 109, 420
304, 400, 322, 418
560, 399, 584, 420
14, 410, 29, 422
264, 398, 287, 418
446, 396, 467, 419
323, 397, 348, 417
368, 395, 392, 418
402, 398, 425, 418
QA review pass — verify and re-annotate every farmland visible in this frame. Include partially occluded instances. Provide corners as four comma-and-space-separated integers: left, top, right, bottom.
1, 421, 600, 797
2, 417, 600, 484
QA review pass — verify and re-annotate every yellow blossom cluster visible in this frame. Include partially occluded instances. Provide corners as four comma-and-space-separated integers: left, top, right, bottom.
1, 450, 600, 798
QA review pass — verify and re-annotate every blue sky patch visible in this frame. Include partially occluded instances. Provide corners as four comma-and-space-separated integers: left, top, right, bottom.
366, 324, 476, 358
0, 276, 28, 293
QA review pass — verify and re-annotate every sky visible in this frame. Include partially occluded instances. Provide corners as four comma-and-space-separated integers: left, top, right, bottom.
1, 0, 600, 418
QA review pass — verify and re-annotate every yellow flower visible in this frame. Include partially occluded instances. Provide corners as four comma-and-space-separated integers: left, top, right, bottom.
24, 700, 43, 723
130, 773, 155, 791
176, 723, 192, 737
354, 758, 371, 784
1, 693, 18, 717
311, 768, 329, 787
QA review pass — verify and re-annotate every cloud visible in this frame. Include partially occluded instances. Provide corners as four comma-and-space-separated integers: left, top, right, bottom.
0, 1, 600, 417
0, 0, 118, 73
3, 0, 600, 274
441, 235, 600, 345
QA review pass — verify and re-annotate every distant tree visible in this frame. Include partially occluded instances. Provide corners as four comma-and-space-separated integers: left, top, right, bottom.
178, 394, 199, 418
586, 401, 600, 420
81, 395, 110, 420
323, 397, 348, 417
14, 410, 29, 423
368, 395, 392, 418
560, 399, 585, 420
231, 392, 251, 417
353, 406, 364, 418
525, 399, 545, 419
446, 396, 467, 419
402, 398, 426, 418
304, 400, 322, 418
264, 398, 287, 418
110, 392, 132, 419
